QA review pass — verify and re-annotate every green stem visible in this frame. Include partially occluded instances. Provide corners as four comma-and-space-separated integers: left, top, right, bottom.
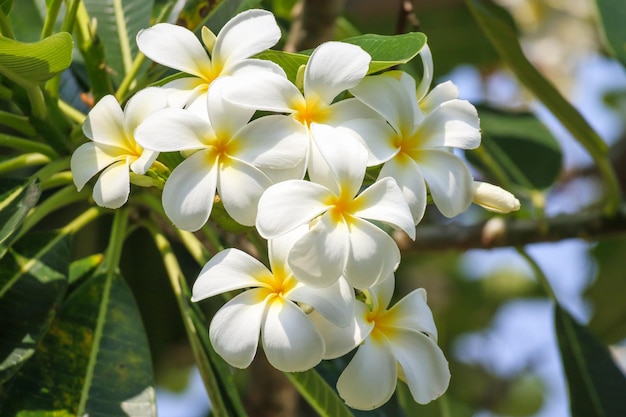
0, 153, 50, 176
177, 229, 214, 266
515, 246, 558, 301
0, 111, 37, 136
0, 134, 57, 158
33, 156, 71, 182
438, 394, 452, 417
41, 0, 64, 39
20, 185, 89, 234
0, 83, 12, 99
58, 99, 86, 124
46, 0, 81, 98
40, 171, 74, 190
101, 208, 129, 275
26, 85, 47, 120
0, 8, 14, 38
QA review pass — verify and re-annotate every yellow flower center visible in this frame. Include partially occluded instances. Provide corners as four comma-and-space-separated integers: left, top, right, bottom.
255, 266, 298, 304
324, 189, 362, 224
292, 96, 330, 126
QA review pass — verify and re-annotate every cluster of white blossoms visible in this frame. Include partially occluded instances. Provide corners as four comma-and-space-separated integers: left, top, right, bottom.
70, 9, 520, 411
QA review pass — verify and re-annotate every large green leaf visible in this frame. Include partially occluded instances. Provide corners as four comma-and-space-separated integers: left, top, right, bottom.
0, 231, 69, 383
555, 304, 626, 417
83, 0, 154, 86
0, 178, 40, 259
285, 368, 355, 417
595, 0, 626, 67
0, 32, 73, 88
1, 272, 156, 417
467, 106, 562, 189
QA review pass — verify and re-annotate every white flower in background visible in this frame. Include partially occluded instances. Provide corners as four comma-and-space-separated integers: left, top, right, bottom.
136, 9, 282, 112
222, 40, 381, 177
191, 229, 354, 372
71, 87, 167, 209
349, 69, 481, 224
311, 275, 450, 410
472, 181, 521, 213
134, 80, 306, 231
256, 127, 415, 289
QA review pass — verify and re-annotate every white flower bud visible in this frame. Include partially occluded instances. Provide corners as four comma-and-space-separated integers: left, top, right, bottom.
472, 181, 521, 213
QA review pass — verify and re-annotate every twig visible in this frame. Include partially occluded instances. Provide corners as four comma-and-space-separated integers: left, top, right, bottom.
284, 0, 347, 52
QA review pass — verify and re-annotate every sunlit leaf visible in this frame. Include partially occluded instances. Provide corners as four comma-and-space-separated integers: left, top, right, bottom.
0, 231, 69, 383
0, 178, 40, 259
1, 272, 157, 417
555, 304, 626, 417
69, 253, 104, 284
284, 368, 355, 417
595, 0, 626, 67
0, 32, 73, 88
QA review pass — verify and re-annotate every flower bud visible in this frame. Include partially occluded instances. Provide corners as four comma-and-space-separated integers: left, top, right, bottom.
472, 181, 521, 213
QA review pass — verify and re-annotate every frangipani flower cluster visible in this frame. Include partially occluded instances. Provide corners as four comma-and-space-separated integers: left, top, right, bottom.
70, 8, 520, 411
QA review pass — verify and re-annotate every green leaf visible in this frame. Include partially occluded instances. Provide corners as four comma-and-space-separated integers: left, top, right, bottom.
176, 0, 261, 33
0, 0, 13, 15
595, 0, 626, 67
83, 0, 154, 86
0, 178, 40, 259
284, 368, 355, 417
554, 304, 626, 417
0, 231, 69, 383
69, 253, 104, 285
1, 272, 156, 416
467, 106, 562, 189
0, 32, 73, 88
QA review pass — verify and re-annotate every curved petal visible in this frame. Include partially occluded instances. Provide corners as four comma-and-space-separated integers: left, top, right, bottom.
135, 108, 213, 152
379, 156, 427, 225
192, 248, 268, 302
343, 217, 401, 289
325, 97, 382, 125
304, 41, 370, 105
123, 86, 169, 133
71, 142, 124, 190
206, 79, 255, 135
390, 330, 450, 404
287, 213, 350, 288
288, 276, 354, 328
213, 9, 281, 73
209, 289, 267, 369
137, 23, 212, 78
83, 95, 128, 148
337, 335, 398, 410
415, 100, 481, 150
353, 177, 415, 238
261, 298, 324, 372
256, 180, 331, 239
386, 288, 438, 340
268, 225, 308, 272
129, 149, 159, 175
338, 117, 398, 166
222, 72, 301, 113
233, 115, 307, 170
414, 150, 473, 218
162, 77, 207, 109
229, 58, 286, 78
420, 80, 459, 113
310, 301, 373, 359
217, 158, 272, 226
369, 273, 395, 311
414, 44, 434, 102
92, 159, 130, 209
162, 150, 218, 231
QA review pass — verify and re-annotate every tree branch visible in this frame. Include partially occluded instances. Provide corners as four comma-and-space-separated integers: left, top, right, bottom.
284, 0, 347, 52
398, 206, 626, 252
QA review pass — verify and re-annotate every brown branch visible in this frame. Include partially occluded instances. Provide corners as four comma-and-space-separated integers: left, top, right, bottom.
284, 0, 347, 52
397, 206, 626, 252
395, 0, 420, 34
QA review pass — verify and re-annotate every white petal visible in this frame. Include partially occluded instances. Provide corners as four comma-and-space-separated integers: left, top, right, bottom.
123, 87, 169, 133
262, 298, 324, 372
337, 335, 398, 410
390, 330, 450, 404
379, 156, 427, 225
304, 42, 370, 105
162, 150, 218, 231
309, 123, 367, 197
338, 117, 398, 166
472, 181, 521, 213
288, 276, 354, 328
192, 249, 268, 301
229, 58, 286, 78
268, 226, 308, 272
369, 273, 396, 311
71, 142, 124, 190
222, 72, 301, 113
310, 301, 373, 359
217, 158, 272, 226
92, 159, 130, 209
137, 23, 212, 78
353, 177, 415, 238
287, 213, 350, 287
343, 217, 401, 289
415, 150, 473, 217
256, 180, 331, 239
385, 288, 438, 339
206, 79, 255, 135
135, 108, 213, 152
213, 10, 281, 73
415, 44, 434, 102
420, 80, 459, 113
162, 77, 207, 109
83, 95, 128, 148
415, 100, 481, 150
325, 97, 383, 125
209, 289, 267, 369
129, 149, 159, 175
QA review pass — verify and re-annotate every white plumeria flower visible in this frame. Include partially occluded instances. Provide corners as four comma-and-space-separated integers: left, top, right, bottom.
191, 230, 355, 372
222, 40, 381, 177
348, 70, 480, 224
311, 275, 450, 410
134, 80, 306, 231
71, 87, 167, 209
256, 127, 415, 289
136, 9, 283, 112
472, 181, 521, 213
